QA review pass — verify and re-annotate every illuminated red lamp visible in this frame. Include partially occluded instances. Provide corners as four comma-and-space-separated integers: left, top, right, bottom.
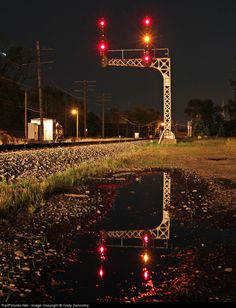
143, 233, 150, 244
143, 54, 151, 63
143, 268, 149, 280
142, 52, 152, 66
99, 267, 104, 278
143, 16, 152, 27
98, 243, 107, 260
98, 40, 108, 53
98, 18, 107, 29
98, 244, 105, 254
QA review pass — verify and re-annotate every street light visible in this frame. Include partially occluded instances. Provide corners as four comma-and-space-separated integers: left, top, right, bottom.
0, 51, 7, 57
71, 108, 79, 141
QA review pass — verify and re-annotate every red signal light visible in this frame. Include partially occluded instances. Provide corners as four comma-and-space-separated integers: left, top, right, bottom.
98, 18, 107, 29
98, 40, 108, 53
142, 232, 151, 244
144, 234, 149, 243
98, 245, 105, 254
98, 243, 106, 260
99, 267, 104, 278
143, 16, 152, 27
143, 268, 149, 280
144, 54, 150, 62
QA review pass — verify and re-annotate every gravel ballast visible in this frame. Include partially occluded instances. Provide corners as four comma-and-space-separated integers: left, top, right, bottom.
0, 142, 142, 183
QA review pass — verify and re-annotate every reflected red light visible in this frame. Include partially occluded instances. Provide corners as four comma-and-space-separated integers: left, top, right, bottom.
99, 267, 104, 278
143, 234, 149, 243
98, 245, 105, 254
143, 269, 149, 280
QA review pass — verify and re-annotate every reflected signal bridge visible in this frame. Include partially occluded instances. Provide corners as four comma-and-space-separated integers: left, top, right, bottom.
96, 16, 176, 144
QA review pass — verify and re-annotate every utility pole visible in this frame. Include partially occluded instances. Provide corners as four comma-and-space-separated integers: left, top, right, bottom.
74, 80, 96, 138
24, 90, 28, 140
96, 92, 112, 138
23, 41, 54, 142
221, 97, 225, 120
36, 41, 44, 142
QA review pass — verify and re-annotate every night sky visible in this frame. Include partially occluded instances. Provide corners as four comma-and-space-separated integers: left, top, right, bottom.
0, 0, 235, 124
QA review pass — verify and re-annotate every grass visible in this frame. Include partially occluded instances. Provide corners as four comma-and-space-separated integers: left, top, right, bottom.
0, 137, 235, 219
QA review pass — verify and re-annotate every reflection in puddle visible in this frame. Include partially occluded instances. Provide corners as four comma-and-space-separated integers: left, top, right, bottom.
97, 172, 170, 249
0, 169, 235, 303
48, 170, 236, 303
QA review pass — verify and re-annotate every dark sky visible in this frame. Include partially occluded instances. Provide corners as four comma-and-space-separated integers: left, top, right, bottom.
0, 0, 235, 123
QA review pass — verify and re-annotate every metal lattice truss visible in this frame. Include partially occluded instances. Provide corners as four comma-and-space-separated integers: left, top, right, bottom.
103, 172, 171, 240
107, 56, 173, 140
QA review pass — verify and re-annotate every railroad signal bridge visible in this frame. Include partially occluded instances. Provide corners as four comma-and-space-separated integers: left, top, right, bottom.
97, 16, 176, 144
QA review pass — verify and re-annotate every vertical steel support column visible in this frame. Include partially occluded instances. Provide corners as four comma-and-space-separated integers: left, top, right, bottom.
107, 55, 176, 144
152, 58, 175, 143
162, 59, 172, 139
162, 172, 171, 233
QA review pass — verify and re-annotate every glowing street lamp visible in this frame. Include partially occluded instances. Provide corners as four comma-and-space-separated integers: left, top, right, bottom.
71, 108, 79, 141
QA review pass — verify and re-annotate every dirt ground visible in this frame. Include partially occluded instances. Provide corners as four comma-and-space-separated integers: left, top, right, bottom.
121, 139, 236, 211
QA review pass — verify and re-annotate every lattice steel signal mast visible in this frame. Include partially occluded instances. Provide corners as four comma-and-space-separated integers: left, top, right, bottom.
97, 16, 176, 144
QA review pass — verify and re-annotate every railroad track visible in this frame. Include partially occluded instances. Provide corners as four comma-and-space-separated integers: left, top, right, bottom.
0, 137, 157, 152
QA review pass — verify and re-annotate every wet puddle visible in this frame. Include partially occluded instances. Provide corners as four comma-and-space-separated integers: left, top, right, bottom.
0, 169, 235, 303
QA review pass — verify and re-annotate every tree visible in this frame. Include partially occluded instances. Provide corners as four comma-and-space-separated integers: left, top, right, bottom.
192, 119, 209, 137
184, 99, 223, 136
224, 99, 236, 120
127, 105, 161, 126
87, 112, 100, 137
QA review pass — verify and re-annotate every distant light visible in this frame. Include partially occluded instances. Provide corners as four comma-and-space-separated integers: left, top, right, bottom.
143, 34, 151, 44
71, 109, 78, 115
142, 233, 151, 244
143, 16, 152, 27
100, 44, 105, 50
143, 268, 149, 280
98, 18, 107, 29
0, 51, 6, 57
143, 54, 151, 63
98, 41, 108, 52
99, 267, 104, 278
98, 245, 105, 254
143, 252, 149, 263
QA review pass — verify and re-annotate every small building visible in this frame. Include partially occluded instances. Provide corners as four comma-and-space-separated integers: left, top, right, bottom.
28, 122, 39, 141
28, 118, 54, 141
